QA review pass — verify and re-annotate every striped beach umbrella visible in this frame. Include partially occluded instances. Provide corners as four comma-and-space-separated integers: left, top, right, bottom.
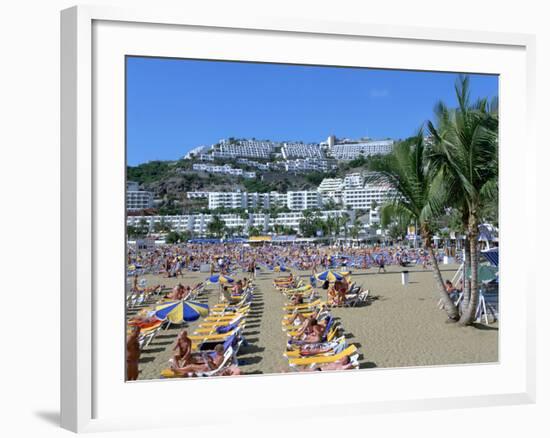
316, 270, 344, 282
206, 274, 234, 284
154, 300, 209, 323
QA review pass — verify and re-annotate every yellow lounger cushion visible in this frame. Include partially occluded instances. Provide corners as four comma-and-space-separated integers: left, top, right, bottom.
283, 300, 321, 311
160, 369, 178, 378
288, 345, 358, 366
188, 328, 240, 342
199, 318, 242, 327
194, 322, 244, 334
285, 340, 345, 358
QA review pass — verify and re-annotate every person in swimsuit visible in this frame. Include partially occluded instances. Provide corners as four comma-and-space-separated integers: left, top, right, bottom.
170, 344, 226, 377
126, 326, 141, 380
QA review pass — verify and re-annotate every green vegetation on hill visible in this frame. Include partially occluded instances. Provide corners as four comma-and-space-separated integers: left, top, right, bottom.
127, 161, 174, 184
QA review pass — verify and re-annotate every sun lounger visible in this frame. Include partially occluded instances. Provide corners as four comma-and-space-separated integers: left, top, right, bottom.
283, 299, 322, 311
287, 345, 358, 367
198, 314, 244, 328
193, 319, 246, 335
344, 290, 370, 307
205, 308, 249, 321
283, 336, 347, 358
160, 346, 235, 378
287, 316, 334, 340
189, 327, 242, 345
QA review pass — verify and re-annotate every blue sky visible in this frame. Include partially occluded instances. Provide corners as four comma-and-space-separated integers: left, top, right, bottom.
126, 57, 498, 166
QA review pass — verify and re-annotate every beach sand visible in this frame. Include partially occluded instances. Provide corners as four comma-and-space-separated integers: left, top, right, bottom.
129, 264, 498, 380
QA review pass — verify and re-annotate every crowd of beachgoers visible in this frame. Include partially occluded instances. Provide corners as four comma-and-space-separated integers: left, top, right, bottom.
127, 242, 458, 279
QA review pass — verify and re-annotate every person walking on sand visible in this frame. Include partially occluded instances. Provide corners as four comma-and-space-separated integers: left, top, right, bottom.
377, 256, 386, 273
127, 326, 141, 381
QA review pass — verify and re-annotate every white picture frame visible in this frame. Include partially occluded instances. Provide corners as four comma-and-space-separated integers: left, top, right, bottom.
61, 4, 536, 433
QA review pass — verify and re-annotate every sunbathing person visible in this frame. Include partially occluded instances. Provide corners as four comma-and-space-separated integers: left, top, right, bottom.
297, 341, 342, 356
170, 344, 226, 377
327, 284, 338, 306
285, 310, 310, 327
172, 330, 192, 366
218, 365, 242, 376
233, 280, 243, 295
126, 326, 141, 380
334, 279, 349, 306
301, 355, 354, 372
293, 317, 327, 343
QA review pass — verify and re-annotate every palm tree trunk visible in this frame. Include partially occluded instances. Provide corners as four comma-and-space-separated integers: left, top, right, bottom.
462, 238, 471, 307
459, 224, 480, 325
427, 244, 459, 320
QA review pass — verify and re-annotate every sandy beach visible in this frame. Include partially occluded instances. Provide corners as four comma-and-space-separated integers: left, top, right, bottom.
128, 263, 498, 380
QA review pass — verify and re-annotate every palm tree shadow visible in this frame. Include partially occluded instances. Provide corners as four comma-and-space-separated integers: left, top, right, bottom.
470, 322, 499, 331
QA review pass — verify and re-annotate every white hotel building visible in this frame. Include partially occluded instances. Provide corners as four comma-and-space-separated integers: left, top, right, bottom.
127, 210, 351, 236
286, 191, 322, 211
318, 177, 345, 203
126, 181, 154, 211
203, 190, 321, 211
215, 139, 278, 159
281, 142, 324, 159
342, 185, 395, 210
192, 163, 256, 178
329, 139, 394, 160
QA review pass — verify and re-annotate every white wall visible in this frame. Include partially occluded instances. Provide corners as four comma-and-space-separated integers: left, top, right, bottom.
0, 1, 547, 437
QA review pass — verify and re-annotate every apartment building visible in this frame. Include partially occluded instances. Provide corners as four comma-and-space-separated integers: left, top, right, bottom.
192, 163, 256, 178
126, 181, 154, 211
342, 185, 394, 210
216, 139, 278, 159
329, 139, 394, 160
281, 142, 324, 159
127, 210, 353, 236
286, 191, 322, 211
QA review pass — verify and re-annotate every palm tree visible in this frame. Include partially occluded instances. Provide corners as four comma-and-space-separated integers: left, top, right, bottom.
325, 216, 336, 242
248, 226, 261, 237
350, 220, 362, 240
427, 75, 498, 325
369, 131, 460, 321
341, 212, 351, 241
207, 215, 226, 238
137, 218, 149, 236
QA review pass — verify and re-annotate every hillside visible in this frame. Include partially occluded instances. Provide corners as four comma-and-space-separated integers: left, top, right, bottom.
127, 158, 342, 214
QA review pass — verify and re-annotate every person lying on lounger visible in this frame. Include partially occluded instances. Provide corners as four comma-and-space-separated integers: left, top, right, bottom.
169, 344, 226, 377
293, 317, 327, 343
297, 341, 341, 356
302, 355, 354, 372
285, 305, 327, 327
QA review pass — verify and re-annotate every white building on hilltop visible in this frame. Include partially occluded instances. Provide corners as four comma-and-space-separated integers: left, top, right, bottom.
281, 142, 324, 159
184, 145, 210, 159
329, 139, 394, 160
192, 163, 256, 178
216, 139, 278, 159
